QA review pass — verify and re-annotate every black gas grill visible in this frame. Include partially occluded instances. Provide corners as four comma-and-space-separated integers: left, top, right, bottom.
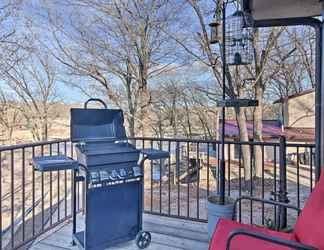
31, 98, 169, 250
70, 99, 169, 250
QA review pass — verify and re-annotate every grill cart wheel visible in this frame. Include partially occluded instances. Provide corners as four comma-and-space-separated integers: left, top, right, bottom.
136, 231, 151, 249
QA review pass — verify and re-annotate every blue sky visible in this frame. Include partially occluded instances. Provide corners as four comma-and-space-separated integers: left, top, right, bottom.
0, 0, 315, 106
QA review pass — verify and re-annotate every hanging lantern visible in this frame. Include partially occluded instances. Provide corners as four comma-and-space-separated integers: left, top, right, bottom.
226, 10, 254, 65
209, 18, 221, 44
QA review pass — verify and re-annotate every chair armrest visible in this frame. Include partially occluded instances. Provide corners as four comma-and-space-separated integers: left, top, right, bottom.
234, 196, 301, 213
226, 229, 317, 250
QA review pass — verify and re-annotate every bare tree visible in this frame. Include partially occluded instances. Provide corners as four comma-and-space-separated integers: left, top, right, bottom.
4, 51, 60, 141
43, 0, 182, 137
166, 0, 256, 182
267, 27, 315, 101
243, 28, 284, 178
0, 91, 21, 144
0, 1, 29, 76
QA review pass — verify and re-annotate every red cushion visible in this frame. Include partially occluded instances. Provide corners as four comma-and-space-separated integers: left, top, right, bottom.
293, 169, 324, 249
209, 219, 295, 250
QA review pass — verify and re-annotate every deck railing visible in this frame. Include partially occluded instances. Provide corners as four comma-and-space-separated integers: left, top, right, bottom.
133, 137, 316, 228
0, 139, 78, 250
0, 137, 316, 249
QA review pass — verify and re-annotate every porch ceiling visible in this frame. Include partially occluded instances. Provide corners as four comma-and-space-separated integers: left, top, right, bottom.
242, 0, 322, 20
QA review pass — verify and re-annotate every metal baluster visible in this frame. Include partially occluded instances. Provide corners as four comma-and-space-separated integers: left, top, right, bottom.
41, 145, 44, 230
297, 147, 300, 209
57, 143, 60, 222
238, 145, 242, 223
50, 144, 53, 226
227, 143, 230, 196
10, 150, 14, 249
142, 139, 146, 212
64, 142, 67, 218
278, 137, 288, 230
273, 146, 277, 226
22, 148, 25, 241
196, 143, 200, 219
250, 143, 253, 226
310, 147, 313, 192
168, 141, 171, 216
187, 142, 190, 218
207, 142, 210, 198
0, 151, 2, 250
261, 145, 265, 225
176, 141, 180, 216
217, 143, 220, 193
159, 140, 162, 214
150, 140, 153, 212
32, 147, 35, 236
70, 142, 74, 216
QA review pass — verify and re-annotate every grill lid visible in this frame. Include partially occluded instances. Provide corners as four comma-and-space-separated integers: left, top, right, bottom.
70, 98, 126, 142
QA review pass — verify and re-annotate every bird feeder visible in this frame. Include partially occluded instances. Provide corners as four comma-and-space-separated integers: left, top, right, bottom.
209, 18, 221, 44
225, 10, 254, 65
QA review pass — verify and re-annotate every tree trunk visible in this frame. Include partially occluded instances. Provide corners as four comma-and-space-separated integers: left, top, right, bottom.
215, 110, 220, 140
124, 69, 136, 140
43, 114, 48, 141
254, 85, 265, 177
6, 127, 14, 145
235, 107, 251, 186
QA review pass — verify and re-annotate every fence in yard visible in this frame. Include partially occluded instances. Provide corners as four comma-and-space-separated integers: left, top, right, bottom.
0, 137, 316, 249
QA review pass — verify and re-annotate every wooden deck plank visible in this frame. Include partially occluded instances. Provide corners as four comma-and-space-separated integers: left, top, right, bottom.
29, 214, 208, 250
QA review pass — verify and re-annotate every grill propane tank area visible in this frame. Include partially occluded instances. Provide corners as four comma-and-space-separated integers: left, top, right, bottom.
32, 98, 169, 250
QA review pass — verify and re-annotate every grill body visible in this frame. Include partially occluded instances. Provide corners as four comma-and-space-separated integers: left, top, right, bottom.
70, 99, 151, 250
73, 143, 144, 250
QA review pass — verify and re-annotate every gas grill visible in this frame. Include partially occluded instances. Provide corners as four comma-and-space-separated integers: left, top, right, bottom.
31, 98, 168, 250
70, 98, 169, 250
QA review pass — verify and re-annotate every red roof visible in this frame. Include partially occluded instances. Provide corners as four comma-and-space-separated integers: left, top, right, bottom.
221, 120, 283, 139
221, 120, 314, 142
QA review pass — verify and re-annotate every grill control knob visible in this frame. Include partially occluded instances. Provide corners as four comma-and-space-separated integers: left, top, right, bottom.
99, 170, 109, 182
133, 166, 142, 177
119, 168, 127, 178
127, 168, 134, 177
90, 171, 100, 183
110, 170, 118, 180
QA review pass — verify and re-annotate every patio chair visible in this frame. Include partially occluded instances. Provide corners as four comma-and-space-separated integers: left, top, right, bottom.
209, 170, 324, 250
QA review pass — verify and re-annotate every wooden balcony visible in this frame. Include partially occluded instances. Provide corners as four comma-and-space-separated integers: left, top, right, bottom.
29, 214, 209, 250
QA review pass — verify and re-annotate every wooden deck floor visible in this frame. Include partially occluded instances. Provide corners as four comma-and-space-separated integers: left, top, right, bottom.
29, 214, 209, 250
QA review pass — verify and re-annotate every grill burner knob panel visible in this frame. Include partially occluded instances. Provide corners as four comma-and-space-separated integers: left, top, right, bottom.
87, 167, 142, 186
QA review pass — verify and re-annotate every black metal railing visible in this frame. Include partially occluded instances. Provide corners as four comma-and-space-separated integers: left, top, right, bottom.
133, 137, 316, 229
0, 137, 316, 249
0, 139, 84, 250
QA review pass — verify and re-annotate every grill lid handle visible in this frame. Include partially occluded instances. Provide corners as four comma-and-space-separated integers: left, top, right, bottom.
84, 98, 107, 109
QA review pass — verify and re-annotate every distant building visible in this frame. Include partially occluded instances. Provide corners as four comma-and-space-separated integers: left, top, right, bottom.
217, 119, 282, 162
273, 89, 315, 143
207, 88, 316, 163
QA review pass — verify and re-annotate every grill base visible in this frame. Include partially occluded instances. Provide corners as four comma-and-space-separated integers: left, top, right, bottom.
73, 231, 136, 250
73, 169, 143, 250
